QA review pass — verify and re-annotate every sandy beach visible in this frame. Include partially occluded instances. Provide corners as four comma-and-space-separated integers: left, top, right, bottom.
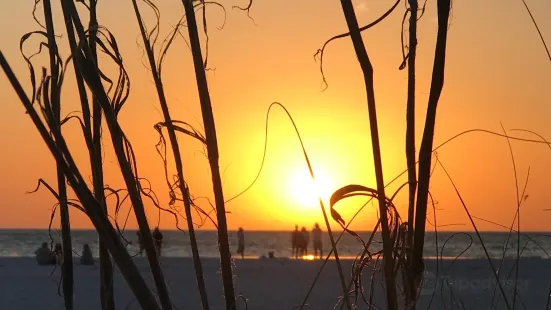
0, 256, 549, 309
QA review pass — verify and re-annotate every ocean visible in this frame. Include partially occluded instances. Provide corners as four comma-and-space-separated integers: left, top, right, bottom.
1, 229, 550, 260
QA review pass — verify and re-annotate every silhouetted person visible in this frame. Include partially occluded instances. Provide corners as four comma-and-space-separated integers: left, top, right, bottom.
35, 242, 55, 265
53, 243, 63, 265
80, 244, 94, 265
312, 223, 323, 258
295, 227, 305, 258
300, 227, 309, 257
291, 225, 300, 258
152, 227, 163, 256
136, 230, 144, 256
237, 227, 245, 259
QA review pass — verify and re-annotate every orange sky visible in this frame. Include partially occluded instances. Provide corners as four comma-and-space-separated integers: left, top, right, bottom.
0, 0, 551, 231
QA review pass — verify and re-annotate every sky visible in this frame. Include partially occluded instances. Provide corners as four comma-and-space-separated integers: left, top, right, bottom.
0, 0, 550, 231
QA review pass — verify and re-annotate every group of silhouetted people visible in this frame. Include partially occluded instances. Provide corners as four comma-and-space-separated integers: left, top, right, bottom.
136, 226, 164, 256
292, 223, 323, 259
34, 226, 165, 267
35, 242, 94, 266
233, 224, 323, 259
34, 225, 323, 264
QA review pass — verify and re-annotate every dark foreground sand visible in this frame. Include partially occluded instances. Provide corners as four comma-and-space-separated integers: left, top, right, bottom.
0, 257, 548, 309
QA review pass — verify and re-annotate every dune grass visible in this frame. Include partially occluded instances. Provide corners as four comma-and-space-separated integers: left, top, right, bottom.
41, 1, 74, 308
181, 0, 237, 307
130, 0, 210, 307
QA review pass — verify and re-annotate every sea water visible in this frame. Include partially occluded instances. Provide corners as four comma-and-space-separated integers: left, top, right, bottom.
1, 229, 550, 259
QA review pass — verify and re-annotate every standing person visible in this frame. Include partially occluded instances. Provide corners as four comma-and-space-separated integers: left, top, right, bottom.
152, 227, 164, 257
291, 225, 300, 258
312, 223, 323, 259
80, 244, 94, 265
136, 230, 144, 256
296, 226, 305, 258
301, 227, 309, 257
237, 227, 245, 259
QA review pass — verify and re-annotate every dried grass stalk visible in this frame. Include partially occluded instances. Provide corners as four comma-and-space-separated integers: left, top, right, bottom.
181, 0, 236, 307
0, 50, 161, 309
412, 0, 451, 302
42, 1, 74, 308
337, 0, 398, 308
59, 0, 173, 307
131, 0, 209, 308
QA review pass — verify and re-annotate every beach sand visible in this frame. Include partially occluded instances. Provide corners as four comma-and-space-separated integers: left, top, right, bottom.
0, 257, 549, 309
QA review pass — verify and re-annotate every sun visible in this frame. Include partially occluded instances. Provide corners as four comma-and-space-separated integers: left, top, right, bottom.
287, 169, 332, 210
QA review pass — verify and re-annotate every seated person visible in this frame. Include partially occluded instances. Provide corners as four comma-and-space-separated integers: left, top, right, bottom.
35, 242, 56, 265
80, 244, 94, 265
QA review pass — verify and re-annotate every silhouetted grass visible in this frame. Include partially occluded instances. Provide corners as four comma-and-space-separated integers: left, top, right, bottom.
435, 154, 511, 308
59, 1, 116, 307
500, 123, 521, 309
1, 0, 174, 308
87, 1, 116, 308
404, 0, 419, 307
519, 0, 551, 63
180, 0, 237, 307
337, 0, 400, 308
0, 48, 161, 309
41, 1, 74, 308
412, 2, 451, 307
61, 1, 173, 307
130, 0, 210, 307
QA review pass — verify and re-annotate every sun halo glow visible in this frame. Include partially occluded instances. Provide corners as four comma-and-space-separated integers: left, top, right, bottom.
287, 169, 332, 212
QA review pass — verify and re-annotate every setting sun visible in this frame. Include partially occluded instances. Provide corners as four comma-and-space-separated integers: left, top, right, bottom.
287, 169, 333, 210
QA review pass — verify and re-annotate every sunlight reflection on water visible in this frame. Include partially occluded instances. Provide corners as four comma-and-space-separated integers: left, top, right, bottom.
1, 230, 550, 260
